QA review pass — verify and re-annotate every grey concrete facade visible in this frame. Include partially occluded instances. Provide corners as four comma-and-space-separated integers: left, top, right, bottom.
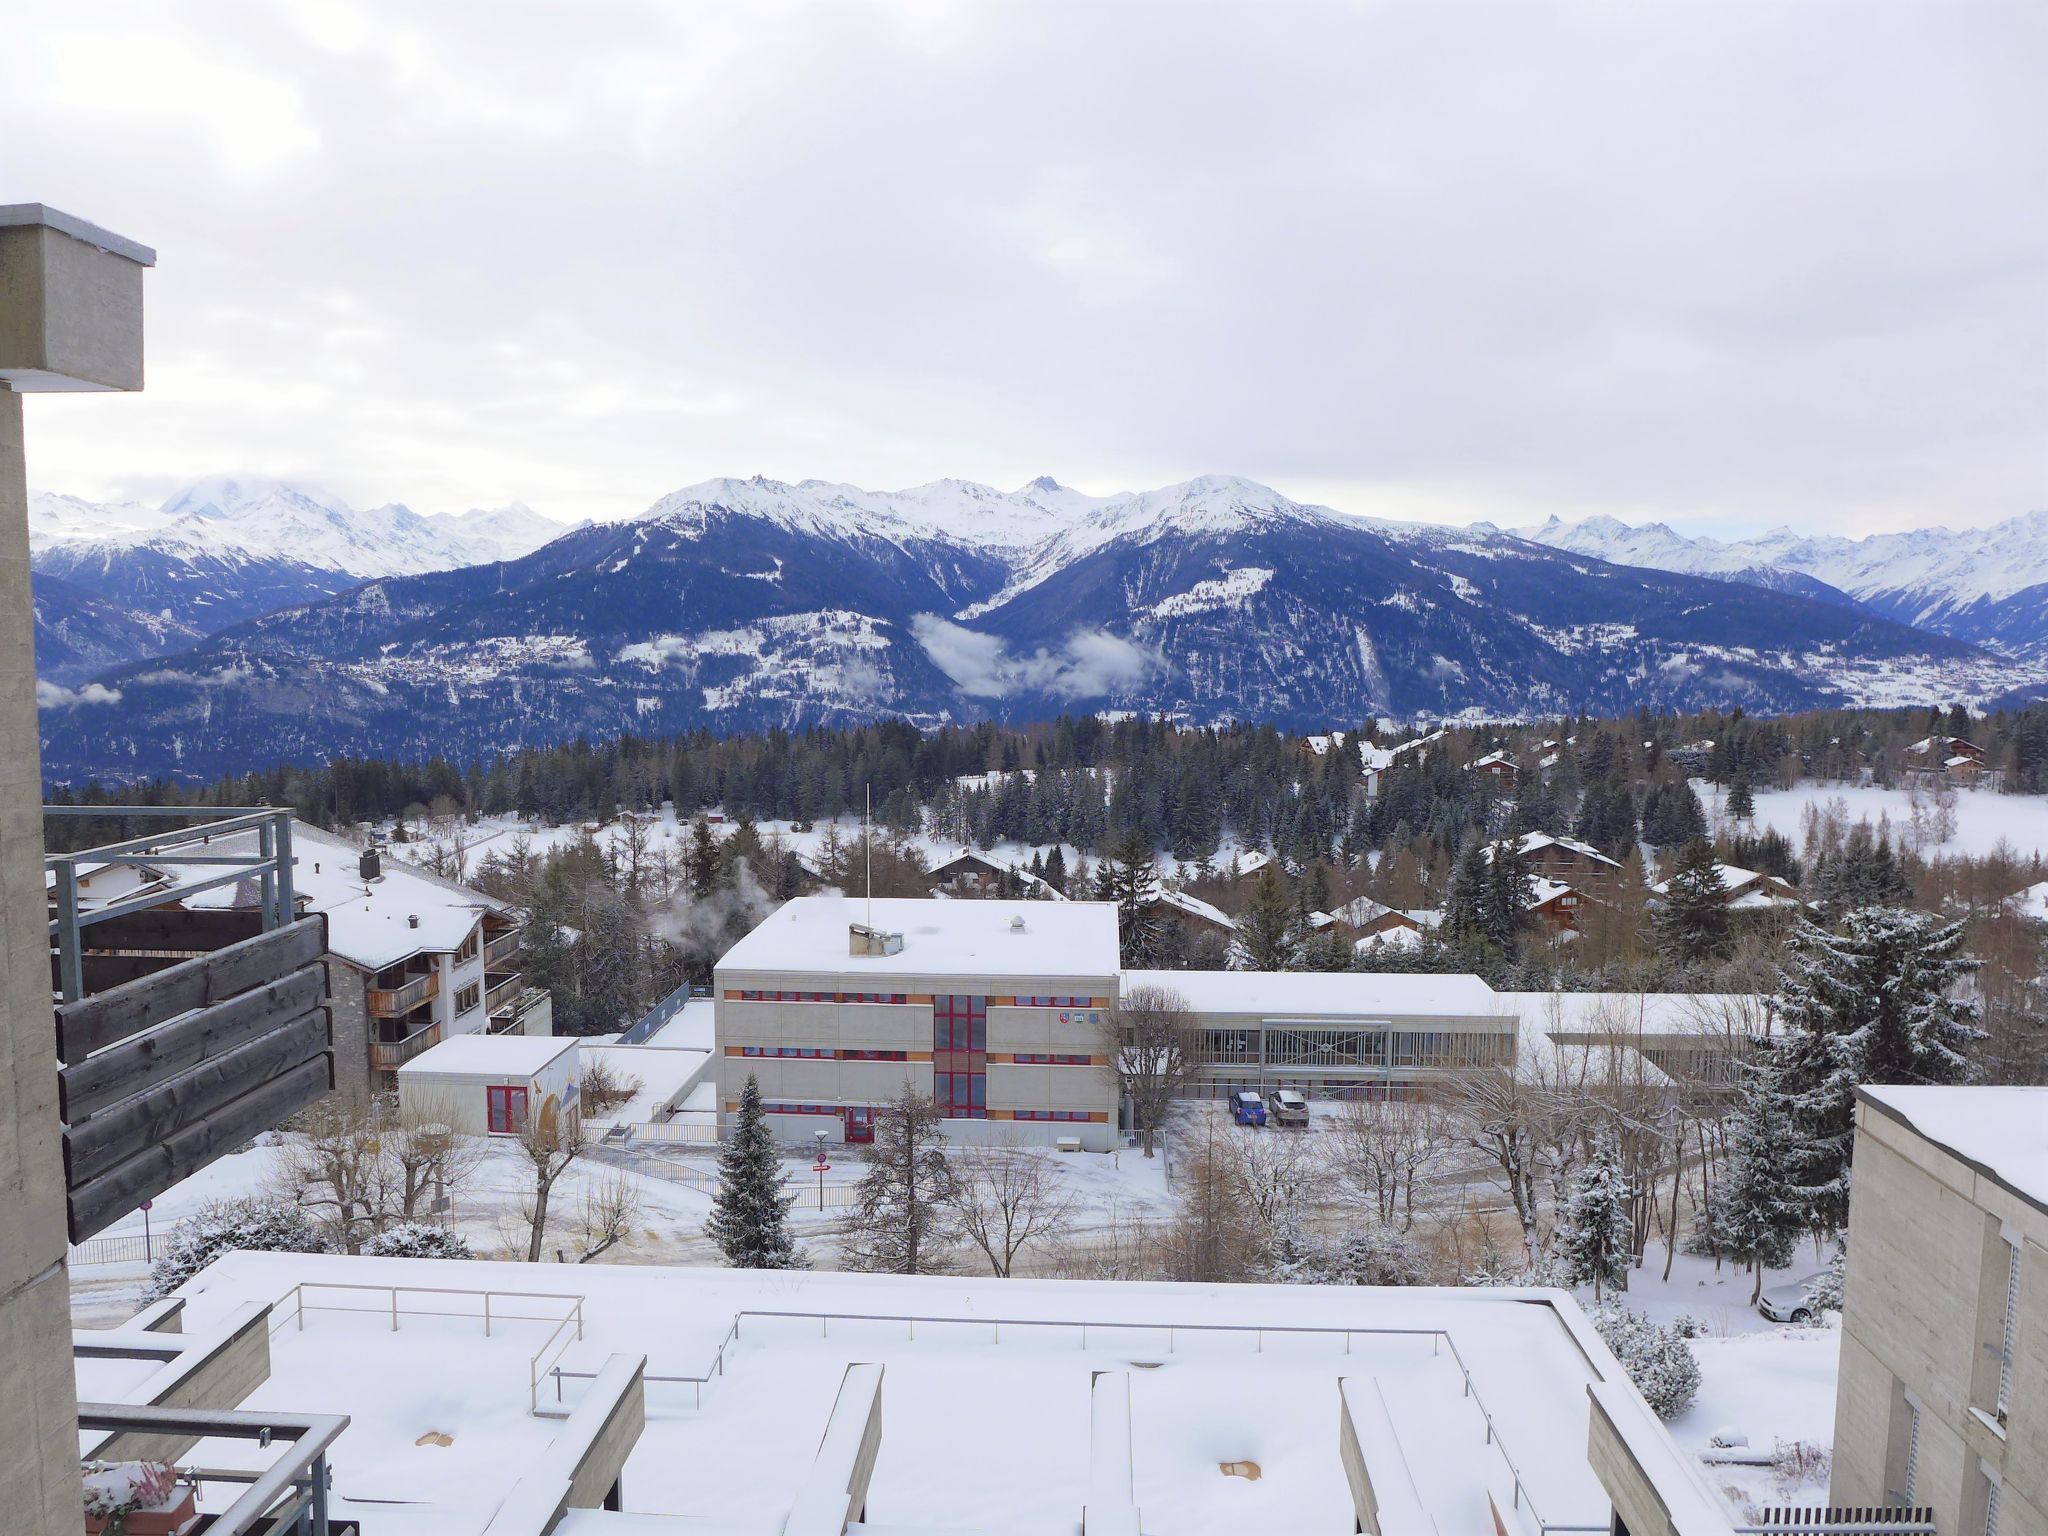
1832, 1093, 2048, 1536
1, 208, 152, 1535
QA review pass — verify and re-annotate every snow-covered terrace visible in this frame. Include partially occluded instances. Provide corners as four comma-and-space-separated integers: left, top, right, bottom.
127, 1251, 1733, 1536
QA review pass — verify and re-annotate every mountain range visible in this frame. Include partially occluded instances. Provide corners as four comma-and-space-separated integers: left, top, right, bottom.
1516, 510, 2048, 661
29, 474, 2047, 784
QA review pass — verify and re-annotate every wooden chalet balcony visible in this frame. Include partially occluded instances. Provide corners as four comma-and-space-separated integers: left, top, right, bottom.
484, 927, 522, 967
369, 1021, 442, 1072
484, 971, 523, 1016
368, 970, 439, 1017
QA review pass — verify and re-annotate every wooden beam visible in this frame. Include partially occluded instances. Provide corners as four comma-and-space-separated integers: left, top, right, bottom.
55, 915, 327, 1064
71, 907, 267, 955
61, 964, 327, 1123
63, 1009, 331, 1185
68, 1054, 334, 1242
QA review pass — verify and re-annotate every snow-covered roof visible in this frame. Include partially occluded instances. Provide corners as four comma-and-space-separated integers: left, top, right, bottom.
1493, 990, 1763, 1040
398, 1032, 576, 1079
718, 895, 1122, 980
1121, 968, 1503, 1018
1467, 749, 1514, 770
1861, 1085, 2048, 1214
1506, 831, 1622, 869
579, 1043, 709, 1123
172, 821, 506, 971
1150, 887, 1235, 928
1650, 862, 1800, 907
149, 1248, 1691, 1536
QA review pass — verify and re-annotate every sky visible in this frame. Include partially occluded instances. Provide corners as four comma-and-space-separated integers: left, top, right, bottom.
6, 0, 2044, 536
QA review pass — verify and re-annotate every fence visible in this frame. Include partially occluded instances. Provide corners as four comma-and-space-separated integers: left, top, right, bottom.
71, 1233, 153, 1267
1736, 1511, 1937, 1536
537, 1306, 1568, 1526
618, 980, 702, 1044
635, 1151, 862, 1209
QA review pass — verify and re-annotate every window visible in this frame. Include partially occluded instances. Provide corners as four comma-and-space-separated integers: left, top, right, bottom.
486, 1085, 528, 1134
1886, 1386, 1921, 1505
1014, 1109, 1094, 1122
1017, 995, 1090, 1008
1998, 1235, 2021, 1418
845, 992, 907, 1004
458, 928, 480, 962
741, 1046, 835, 1058
455, 982, 481, 1015
1014, 1053, 1092, 1065
761, 1101, 838, 1115
1983, 1467, 2001, 1536
934, 995, 986, 1051
736, 989, 838, 1002
843, 1049, 909, 1061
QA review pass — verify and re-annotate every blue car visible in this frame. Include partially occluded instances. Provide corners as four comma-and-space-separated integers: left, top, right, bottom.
1231, 1090, 1267, 1127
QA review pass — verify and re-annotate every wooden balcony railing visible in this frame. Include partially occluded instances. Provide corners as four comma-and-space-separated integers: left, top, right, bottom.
369, 1022, 442, 1073
484, 928, 522, 967
367, 971, 439, 1017
485, 971, 523, 1016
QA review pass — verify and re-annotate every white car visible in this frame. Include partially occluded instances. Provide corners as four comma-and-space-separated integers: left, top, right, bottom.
1267, 1089, 1309, 1127
1756, 1274, 1827, 1324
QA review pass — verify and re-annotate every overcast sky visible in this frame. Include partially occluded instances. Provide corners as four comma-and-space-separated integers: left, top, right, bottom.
7, 0, 2044, 535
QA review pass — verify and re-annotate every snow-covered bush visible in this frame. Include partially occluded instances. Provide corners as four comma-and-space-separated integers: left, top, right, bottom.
1590, 1302, 1702, 1420
82, 1459, 181, 1523
1462, 1253, 1574, 1289
1806, 1242, 1847, 1315
1666, 1312, 1709, 1339
362, 1223, 474, 1260
1263, 1223, 1430, 1286
142, 1197, 330, 1303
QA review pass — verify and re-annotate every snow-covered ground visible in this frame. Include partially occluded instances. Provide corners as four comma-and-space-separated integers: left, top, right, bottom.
1700, 779, 2048, 859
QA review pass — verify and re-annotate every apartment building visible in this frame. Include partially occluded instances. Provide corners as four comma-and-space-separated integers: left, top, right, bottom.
715, 896, 1123, 1148
1832, 1086, 2048, 1536
164, 821, 549, 1097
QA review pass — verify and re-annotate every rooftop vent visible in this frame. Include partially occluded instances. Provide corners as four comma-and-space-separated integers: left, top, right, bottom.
408, 913, 419, 929
1009, 915, 1026, 933
849, 923, 903, 958
359, 848, 382, 882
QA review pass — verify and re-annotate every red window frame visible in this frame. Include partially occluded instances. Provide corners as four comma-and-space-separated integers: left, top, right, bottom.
486, 1084, 529, 1135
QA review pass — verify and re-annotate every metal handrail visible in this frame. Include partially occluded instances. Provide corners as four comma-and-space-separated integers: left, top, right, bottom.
76, 1402, 346, 1536
44, 805, 298, 1002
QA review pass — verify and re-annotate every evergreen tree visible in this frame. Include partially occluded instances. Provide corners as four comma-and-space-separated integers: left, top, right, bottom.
1718, 1066, 1804, 1301
1726, 769, 1756, 822
685, 817, 721, 899
1234, 865, 1300, 971
1099, 827, 1163, 967
844, 1087, 958, 1274
1443, 836, 1489, 944
1557, 1134, 1634, 1300
1479, 839, 1534, 952
1769, 908, 1982, 1235
1043, 844, 1068, 896
706, 1076, 803, 1269
1655, 837, 1730, 965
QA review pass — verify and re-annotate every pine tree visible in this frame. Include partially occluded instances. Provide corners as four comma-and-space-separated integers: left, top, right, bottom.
844, 1087, 958, 1274
1479, 839, 1534, 952
1726, 769, 1756, 822
1099, 827, 1162, 967
1655, 837, 1729, 965
706, 1076, 802, 1269
1043, 844, 1068, 895
685, 817, 721, 899
1444, 836, 1489, 944
1234, 865, 1299, 971
1557, 1134, 1634, 1300
1718, 1066, 1804, 1301
1769, 908, 1982, 1235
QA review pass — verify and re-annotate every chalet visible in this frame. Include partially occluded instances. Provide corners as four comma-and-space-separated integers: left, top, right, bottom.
1906, 734, 1987, 782
1142, 886, 1237, 941
1529, 878, 1600, 938
1358, 728, 1448, 797
1325, 894, 1438, 943
1465, 749, 1518, 789
1491, 831, 1625, 885
925, 846, 1066, 901
1650, 861, 1803, 915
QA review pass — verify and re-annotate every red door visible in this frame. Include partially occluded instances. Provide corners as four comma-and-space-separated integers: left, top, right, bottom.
844, 1107, 875, 1144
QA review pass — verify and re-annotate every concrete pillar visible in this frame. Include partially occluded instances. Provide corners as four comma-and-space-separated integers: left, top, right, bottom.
0, 205, 154, 1536
0, 384, 85, 1535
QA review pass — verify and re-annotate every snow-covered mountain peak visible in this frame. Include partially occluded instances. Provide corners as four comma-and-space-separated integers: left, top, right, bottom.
159, 475, 353, 521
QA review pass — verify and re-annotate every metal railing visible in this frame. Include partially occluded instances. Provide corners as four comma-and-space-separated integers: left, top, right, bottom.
44, 805, 298, 1002
368, 969, 439, 1016
76, 1402, 347, 1536
71, 1232, 153, 1267
535, 1305, 1567, 1524
618, 979, 697, 1044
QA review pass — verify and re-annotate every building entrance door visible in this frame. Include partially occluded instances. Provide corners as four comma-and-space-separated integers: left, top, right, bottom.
844, 1106, 875, 1144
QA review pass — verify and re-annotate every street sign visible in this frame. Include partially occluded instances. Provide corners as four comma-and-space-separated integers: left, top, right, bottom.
813, 1158, 831, 1173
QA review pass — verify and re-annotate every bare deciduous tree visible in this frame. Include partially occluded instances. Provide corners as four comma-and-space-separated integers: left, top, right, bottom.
1101, 983, 1198, 1157
565, 1170, 644, 1264
1330, 1090, 1449, 1231
270, 1099, 383, 1254
511, 1110, 587, 1262
1216, 1122, 1326, 1242
948, 1140, 1078, 1276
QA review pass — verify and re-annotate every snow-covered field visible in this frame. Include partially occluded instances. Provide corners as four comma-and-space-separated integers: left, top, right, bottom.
1700, 779, 2048, 859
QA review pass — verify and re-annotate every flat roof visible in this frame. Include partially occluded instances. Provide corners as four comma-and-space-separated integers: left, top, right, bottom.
398, 1032, 576, 1078
0, 202, 157, 264
1122, 968, 1503, 1018
717, 895, 1122, 980
1860, 1085, 2048, 1215
136, 1249, 1712, 1536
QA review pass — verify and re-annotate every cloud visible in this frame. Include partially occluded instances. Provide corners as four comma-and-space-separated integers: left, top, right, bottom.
6, 2, 2041, 535
37, 681, 123, 708
912, 614, 1166, 700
